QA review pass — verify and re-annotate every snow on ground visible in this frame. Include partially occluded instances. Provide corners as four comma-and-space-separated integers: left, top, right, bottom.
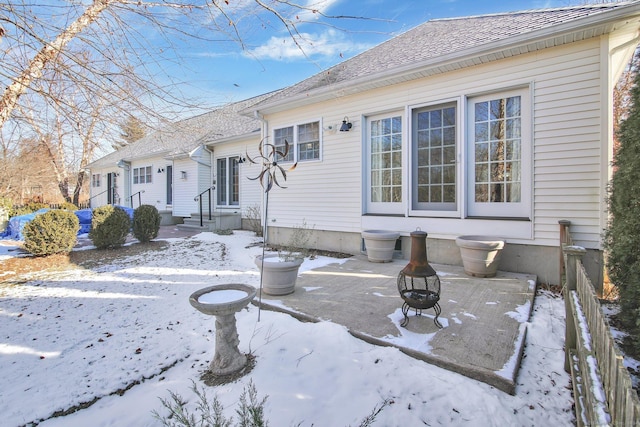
0, 231, 574, 426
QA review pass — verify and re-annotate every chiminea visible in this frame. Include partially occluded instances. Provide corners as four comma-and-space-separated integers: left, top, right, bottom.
397, 230, 442, 328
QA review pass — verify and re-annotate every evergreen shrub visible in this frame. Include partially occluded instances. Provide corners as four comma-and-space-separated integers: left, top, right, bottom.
605, 67, 640, 352
23, 210, 79, 256
89, 205, 131, 249
132, 204, 161, 243
59, 202, 78, 211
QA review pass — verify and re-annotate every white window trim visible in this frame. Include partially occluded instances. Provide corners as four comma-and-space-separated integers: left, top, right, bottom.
465, 86, 532, 219
408, 97, 462, 218
216, 156, 240, 207
364, 111, 405, 215
272, 118, 323, 164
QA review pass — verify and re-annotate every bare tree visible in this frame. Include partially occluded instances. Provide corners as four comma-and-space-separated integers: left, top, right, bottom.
0, 0, 359, 204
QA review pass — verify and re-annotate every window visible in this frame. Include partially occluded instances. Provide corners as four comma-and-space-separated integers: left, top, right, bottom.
217, 157, 239, 206
91, 174, 101, 188
297, 122, 320, 161
274, 127, 294, 162
467, 89, 530, 218
412, 103, 457, 212
273, 121, 321, 162
365, 113, 403, 214
133, 166, 152, 184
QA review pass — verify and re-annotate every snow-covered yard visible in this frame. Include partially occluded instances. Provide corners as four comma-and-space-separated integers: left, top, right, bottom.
0, 231, 574, 426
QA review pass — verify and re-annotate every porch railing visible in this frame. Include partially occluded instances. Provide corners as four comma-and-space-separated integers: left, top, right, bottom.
88, 187, 118, 208
562, 223, 640, 426
129, 190, 144, 209
194, 186, 215, 227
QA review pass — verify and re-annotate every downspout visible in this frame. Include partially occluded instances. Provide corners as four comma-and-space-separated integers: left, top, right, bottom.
254, 110, 269, 242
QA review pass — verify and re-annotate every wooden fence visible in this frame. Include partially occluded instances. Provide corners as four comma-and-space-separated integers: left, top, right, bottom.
562, 222, 640, 426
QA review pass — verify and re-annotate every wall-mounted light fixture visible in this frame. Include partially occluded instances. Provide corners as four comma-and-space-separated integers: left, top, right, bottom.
238, 157, 247, 164
157, 167, 164, 173
180, 171, 187, 180
339, 117, 352, 132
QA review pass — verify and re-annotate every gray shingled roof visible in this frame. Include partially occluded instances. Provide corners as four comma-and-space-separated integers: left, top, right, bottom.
250, 2, 640, 112
89, 91, 277, 168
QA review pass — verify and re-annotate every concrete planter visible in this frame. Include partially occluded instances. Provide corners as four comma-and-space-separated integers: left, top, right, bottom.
362, 230, 400, 263
255, 254, 304, 295
455, 235, 505, 278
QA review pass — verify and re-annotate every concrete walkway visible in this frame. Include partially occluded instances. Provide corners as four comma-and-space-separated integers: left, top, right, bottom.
256, 255, 536, 395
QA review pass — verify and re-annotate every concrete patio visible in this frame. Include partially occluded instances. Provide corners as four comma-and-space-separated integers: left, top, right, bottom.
255, 255, 537, 395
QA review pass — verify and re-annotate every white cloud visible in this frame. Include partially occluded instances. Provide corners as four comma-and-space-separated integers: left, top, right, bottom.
245, 28, 371, 61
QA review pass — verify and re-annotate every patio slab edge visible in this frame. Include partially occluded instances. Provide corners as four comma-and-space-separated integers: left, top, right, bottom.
252, 299, 524, 395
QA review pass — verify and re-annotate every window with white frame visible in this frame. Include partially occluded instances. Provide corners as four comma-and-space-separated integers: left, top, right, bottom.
365, 113, 403, 214
273, 121, 321, 163
217, 157, 239, 206
133, 166, 152, 184
466, 88, 530, 218
91, 174, 101, 188
411, 103, 457, 212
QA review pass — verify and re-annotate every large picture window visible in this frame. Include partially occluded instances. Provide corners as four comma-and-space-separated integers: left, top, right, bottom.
467, 88, 530, 218
133, 166, 152, 184
273, 121, 321, 163
412, 103, 457, 212
217, 157, 239, 206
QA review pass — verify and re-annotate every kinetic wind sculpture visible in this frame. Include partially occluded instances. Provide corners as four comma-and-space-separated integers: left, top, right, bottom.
246, 139, 297, 192
246, 139, 297, 319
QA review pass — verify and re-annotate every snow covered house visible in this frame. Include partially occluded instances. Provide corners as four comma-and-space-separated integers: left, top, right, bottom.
89, 3, 640, 287
87, 93, 276, 230
237, 3, 640, 286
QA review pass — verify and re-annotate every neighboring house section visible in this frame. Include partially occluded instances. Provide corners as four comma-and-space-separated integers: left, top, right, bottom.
241, 3, 640, 285
87, 92, 276, 226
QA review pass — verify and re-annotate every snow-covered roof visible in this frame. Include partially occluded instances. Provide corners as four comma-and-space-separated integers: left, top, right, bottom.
88, 91, 277, 169
248, 2, 640, 113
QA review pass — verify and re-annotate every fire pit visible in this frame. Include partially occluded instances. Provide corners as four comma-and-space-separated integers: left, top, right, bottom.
397, 230, 442, 328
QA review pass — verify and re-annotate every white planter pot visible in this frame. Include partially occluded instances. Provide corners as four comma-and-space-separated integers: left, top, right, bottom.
362, 230, 400, 263
455, 235, 505, 278
255, 254, 304, 295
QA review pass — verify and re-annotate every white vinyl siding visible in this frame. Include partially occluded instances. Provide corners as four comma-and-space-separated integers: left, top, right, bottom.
263, 37, 618, 249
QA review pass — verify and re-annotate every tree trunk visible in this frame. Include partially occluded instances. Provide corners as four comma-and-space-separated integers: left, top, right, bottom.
0, 0, 113, 129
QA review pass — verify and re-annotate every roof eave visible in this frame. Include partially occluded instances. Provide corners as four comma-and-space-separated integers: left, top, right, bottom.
254, 4, 640, 114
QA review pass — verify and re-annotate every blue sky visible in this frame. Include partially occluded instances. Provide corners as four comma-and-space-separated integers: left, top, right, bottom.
163, 0, 585, 107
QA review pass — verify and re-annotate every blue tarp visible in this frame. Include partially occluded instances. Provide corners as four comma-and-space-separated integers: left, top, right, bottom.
2, 209, 50, 240
74, 209, 92, 234
1, 205, 135, 240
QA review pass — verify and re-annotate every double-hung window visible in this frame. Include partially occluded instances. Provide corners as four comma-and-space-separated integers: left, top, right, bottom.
467, 88, 530, 218
133, 166, 152, 184
217, 157, 239, 206
273, 121, 321, 163
91, 174, 101, 188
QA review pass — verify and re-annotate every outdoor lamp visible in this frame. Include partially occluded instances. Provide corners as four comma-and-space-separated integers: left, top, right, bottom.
339, 117, 352, 132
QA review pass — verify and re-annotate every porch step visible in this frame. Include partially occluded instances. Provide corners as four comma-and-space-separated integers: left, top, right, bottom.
177, 215, 217, 232
176, 211, 242, 232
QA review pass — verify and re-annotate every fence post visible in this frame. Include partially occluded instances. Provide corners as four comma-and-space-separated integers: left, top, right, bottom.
564, 245, 587, 373
558, 220, 571, 285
